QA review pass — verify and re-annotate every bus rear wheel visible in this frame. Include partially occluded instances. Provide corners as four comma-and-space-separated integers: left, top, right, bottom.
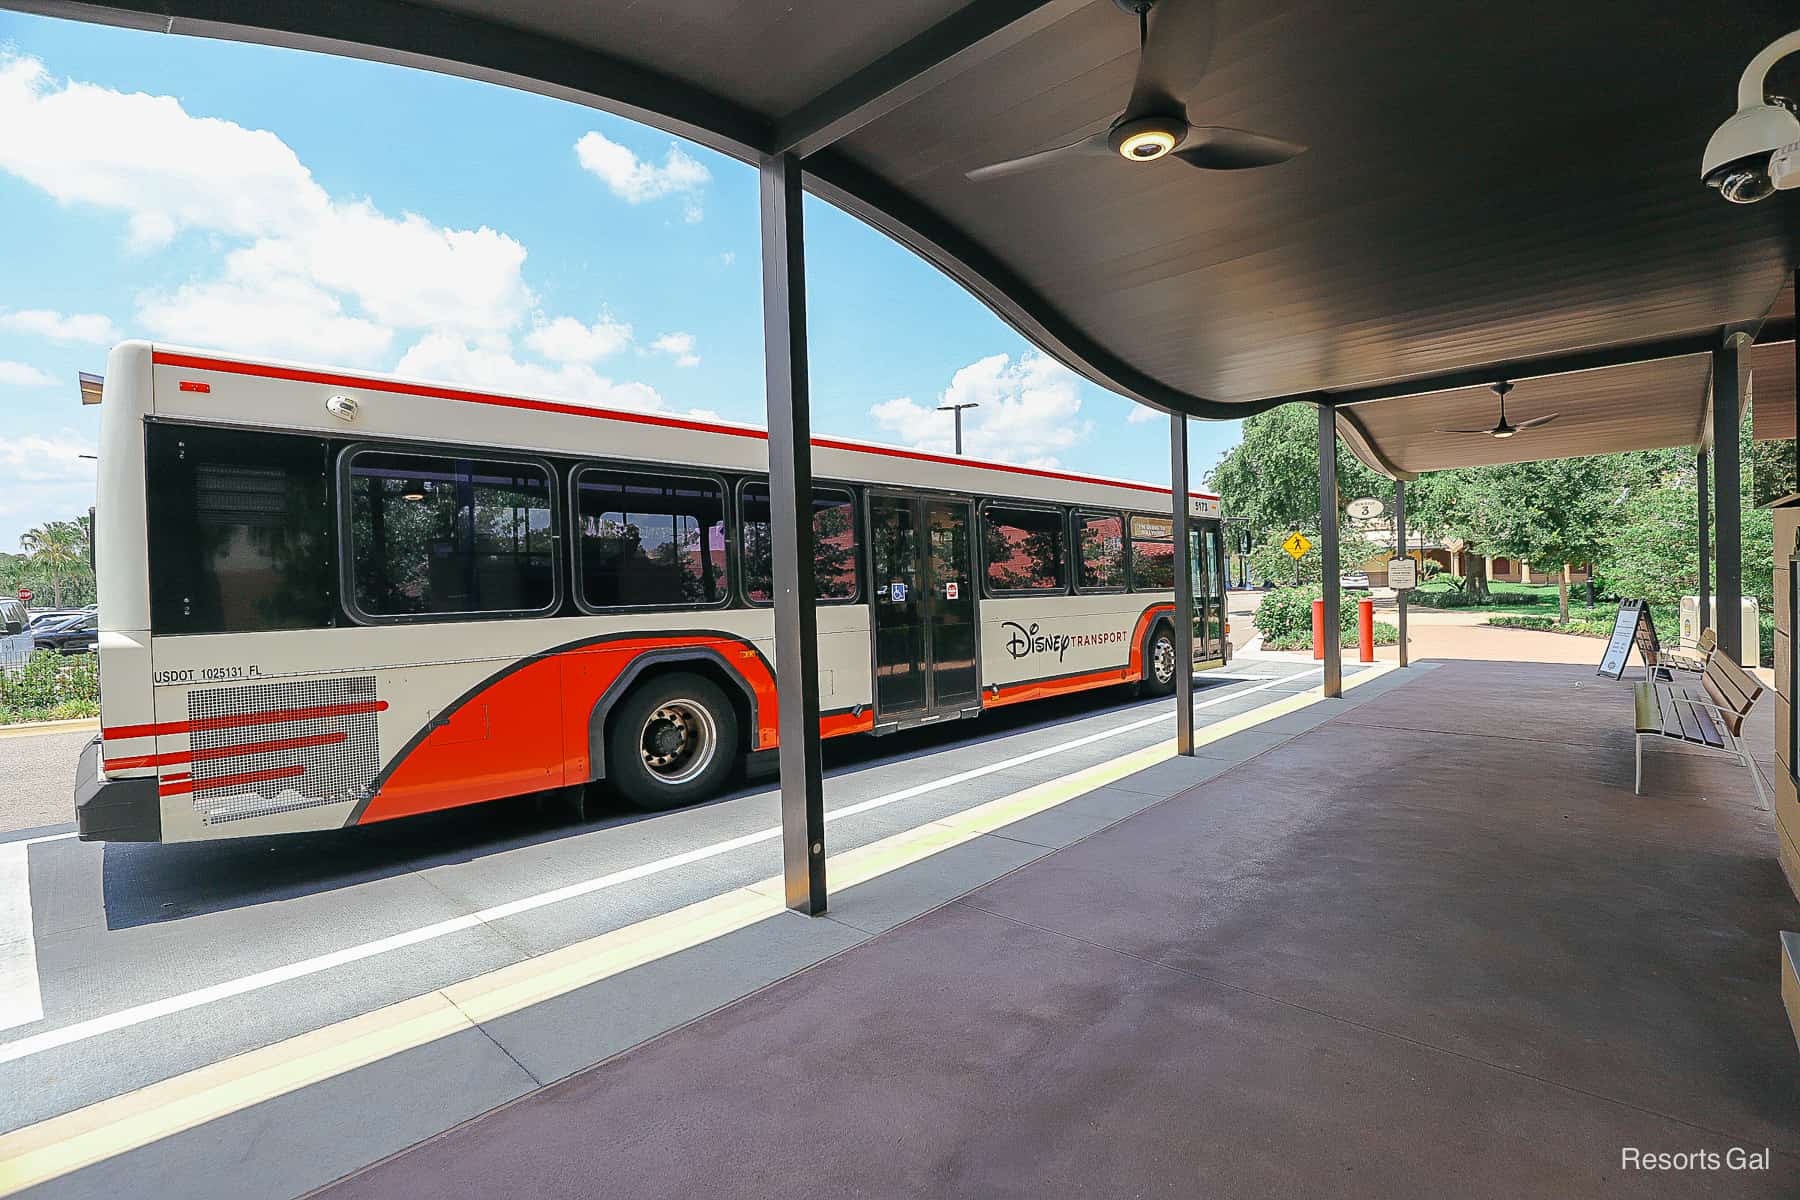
607, 672, 739, 812
1140, 624, 1178, 697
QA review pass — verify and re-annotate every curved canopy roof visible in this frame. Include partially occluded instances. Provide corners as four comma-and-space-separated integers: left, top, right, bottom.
13, 0, 1798, 454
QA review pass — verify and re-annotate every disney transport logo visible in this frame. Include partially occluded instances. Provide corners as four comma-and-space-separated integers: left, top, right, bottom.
1001, 621, 1126, 663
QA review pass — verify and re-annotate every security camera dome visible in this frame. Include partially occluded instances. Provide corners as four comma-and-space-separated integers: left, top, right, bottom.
1702, 100, 1800, 203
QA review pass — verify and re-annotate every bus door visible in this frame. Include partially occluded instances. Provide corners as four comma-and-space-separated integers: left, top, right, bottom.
1191, 521, 1226, 663
866, 492, 978, 728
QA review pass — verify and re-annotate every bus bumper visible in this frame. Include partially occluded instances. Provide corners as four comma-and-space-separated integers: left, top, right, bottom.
74, 736, 161, 842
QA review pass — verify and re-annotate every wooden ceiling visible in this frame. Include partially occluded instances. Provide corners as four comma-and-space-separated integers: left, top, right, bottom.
13, 0, 1797, 464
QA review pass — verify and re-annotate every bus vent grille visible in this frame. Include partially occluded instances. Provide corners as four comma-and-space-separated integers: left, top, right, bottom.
185, 676, 381, 824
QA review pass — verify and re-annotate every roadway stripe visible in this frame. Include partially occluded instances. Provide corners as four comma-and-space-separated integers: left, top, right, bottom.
0, 668, 1309, 1067
0, 844, 42, 1034
0, 663, 1396, 1195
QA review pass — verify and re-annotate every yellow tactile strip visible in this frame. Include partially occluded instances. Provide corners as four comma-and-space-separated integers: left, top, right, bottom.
0, 664, 1394, 1195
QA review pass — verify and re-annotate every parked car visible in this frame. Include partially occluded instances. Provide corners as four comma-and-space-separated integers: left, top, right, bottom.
27, 608, 82, 633
1340, 571, 1372, 590
32, 610, 98, 654
0, 598, 30, 675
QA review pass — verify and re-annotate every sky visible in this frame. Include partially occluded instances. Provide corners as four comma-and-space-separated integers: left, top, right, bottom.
0, 11, 1242, 551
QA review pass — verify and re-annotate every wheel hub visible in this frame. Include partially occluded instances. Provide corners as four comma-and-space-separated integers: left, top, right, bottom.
638, 699, 718, 785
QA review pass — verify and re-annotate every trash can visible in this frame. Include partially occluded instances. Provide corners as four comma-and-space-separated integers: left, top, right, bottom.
1680, 595, 1760, 666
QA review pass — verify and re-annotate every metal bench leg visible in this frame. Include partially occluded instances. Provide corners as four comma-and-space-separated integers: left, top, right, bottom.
1635, 733, 1644, 796
1743, 752, 1771, 811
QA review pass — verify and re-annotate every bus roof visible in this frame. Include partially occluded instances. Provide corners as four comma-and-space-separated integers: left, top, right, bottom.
144, 345, 1221, 503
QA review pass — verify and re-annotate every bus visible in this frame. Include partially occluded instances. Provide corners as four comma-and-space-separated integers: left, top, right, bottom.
74, 342, 1230, 843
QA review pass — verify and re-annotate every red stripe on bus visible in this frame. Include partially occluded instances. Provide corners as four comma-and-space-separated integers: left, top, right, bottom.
106, 730, 350, 772
983, 668, 1129, 709
103, 700, 386, 741
149, 351, 1219, 501
159, 764, 304, 797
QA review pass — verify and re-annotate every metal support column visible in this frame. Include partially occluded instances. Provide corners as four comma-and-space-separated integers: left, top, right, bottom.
1712, 338, 1746, 666
1318, 405, 1342, 697
1697, 449, 1711, 635
759, 153, 826, 915
1394, 478, 1408, 668
1170, 413, 1195, 755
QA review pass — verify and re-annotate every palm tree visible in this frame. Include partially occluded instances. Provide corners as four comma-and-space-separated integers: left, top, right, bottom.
20, 521, 87, 607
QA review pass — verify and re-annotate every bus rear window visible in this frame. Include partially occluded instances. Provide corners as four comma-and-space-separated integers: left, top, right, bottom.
346, 450, 557, 620
146, 423, 337, 634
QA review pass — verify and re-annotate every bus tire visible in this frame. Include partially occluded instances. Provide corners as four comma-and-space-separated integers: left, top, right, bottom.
1140, 622, 1178, 697
607, 672, 739, 812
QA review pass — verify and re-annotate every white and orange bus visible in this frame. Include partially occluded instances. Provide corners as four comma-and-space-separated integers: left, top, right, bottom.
74, 342, 1230, 842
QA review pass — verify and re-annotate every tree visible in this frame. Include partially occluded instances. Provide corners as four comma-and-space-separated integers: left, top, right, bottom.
19, 520, 90, 607
1207, 404, 1390, 551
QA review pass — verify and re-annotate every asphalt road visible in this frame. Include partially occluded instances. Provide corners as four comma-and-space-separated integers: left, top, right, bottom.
0, 727, 91, 834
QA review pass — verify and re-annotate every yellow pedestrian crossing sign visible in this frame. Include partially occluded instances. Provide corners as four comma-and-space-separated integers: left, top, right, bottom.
1282, 531, 1312, 559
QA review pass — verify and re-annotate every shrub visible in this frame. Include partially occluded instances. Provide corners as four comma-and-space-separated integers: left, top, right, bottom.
1264, 620, 1399, 651
1488, 615, 1554, 631
1256, 585, 1379, 645
0, 649, 99, 723
1257, 585, 1361, 641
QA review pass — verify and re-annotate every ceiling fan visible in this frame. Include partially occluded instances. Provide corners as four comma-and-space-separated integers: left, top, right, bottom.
964, 0, 1306, 182
1437, 382, 1559, 440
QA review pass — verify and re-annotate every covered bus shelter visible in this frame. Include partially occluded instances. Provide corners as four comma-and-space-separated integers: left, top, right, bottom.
14, 0, 1791, 916
1, 2, 1799, 1194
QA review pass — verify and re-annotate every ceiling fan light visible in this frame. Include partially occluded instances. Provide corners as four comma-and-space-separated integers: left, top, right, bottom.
1110, 115, 1185, 162
1492, 429, 1515, 439
1120, 128, 1176, 160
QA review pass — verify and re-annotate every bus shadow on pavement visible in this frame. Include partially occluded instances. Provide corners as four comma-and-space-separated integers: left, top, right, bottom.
94, 679, 1238, 929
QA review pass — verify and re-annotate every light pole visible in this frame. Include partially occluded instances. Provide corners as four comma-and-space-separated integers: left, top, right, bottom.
937, 401, 979, 455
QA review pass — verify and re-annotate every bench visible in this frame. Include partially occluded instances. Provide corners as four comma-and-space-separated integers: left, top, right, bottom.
1655, 626, 1716, 676
1634, 649, 1767, 804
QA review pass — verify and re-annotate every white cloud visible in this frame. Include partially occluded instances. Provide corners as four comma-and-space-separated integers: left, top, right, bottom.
0, 53, 535, 363
0, 53, 328, 250
718, 251, 736, 267
1126, 404, 1162, 424
869, 352, 1093, 467
575, 131, 710, 211
395, 333, 664, 413
0, 430, 95, 483
0, 309, 118, 344
137, 258, 394, 365
650, 331, 700, 368
0, 360, 56, 388
526, 314, 633, 363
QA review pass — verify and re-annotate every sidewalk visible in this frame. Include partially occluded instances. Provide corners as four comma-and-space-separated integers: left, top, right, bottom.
318, 661, 1800, 1199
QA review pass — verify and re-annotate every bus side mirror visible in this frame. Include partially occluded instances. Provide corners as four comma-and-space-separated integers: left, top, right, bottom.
3, 618, 20, 635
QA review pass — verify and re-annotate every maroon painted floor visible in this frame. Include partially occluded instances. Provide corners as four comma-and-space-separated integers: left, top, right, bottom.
316, 662, 1800, 1198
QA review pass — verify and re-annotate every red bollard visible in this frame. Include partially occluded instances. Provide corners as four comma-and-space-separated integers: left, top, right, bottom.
1358, 596, 1375, 662
1311, 598, 1325, 660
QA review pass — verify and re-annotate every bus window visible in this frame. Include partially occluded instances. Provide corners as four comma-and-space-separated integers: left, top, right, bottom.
1128, 514, 1175, 591
981, 503, 1065, 594
147, 423, 336, 634
739, 482, 858, 604
346, 450, 556, 619
574, 468, 727, 609
1075, 511, 1125, 591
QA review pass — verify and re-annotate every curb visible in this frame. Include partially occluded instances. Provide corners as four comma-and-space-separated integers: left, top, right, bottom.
0, 717, 99, 740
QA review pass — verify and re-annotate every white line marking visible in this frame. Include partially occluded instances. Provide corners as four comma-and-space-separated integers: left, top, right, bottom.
0, 669, 1312, 1065
0, 843, 43, 1034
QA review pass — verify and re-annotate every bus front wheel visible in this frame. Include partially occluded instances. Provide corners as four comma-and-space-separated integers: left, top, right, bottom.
607, 672, 740, 811
1140, 624, 1178, 697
